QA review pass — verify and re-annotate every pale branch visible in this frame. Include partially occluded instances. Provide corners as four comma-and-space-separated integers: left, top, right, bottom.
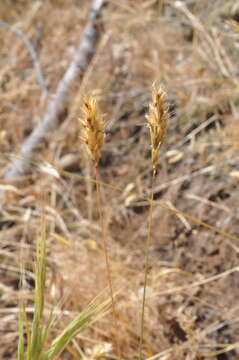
3, 0, 104, 180
0, 20, 48, 97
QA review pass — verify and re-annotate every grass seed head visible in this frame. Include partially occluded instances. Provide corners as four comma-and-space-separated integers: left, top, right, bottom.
79, 95, 105, 165
146, 85, 168, 173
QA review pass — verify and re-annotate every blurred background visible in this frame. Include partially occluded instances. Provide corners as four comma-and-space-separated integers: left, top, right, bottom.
0, 1, 239, 359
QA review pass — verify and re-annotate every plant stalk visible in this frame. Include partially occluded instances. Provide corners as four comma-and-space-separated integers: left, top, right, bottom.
94, 164, 121, 359
139, 169, 156, 360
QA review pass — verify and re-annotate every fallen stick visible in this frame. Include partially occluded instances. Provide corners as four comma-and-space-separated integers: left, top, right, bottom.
3, 0, 104, 180
0, 20, 48, 97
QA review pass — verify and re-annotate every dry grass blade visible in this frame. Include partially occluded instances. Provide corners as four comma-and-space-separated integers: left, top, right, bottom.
160, 201, 239, 243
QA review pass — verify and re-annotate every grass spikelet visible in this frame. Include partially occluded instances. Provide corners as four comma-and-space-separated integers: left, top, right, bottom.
146, 85, 168, 174
79, 95, 105, 165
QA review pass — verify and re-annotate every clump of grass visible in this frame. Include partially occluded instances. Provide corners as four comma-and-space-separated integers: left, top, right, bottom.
18, 217, 111, 360
79, 94, 120, 357
139, 84, 169, 360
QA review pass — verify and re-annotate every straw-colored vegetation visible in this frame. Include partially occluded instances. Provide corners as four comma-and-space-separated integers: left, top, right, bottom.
79, 96, 105, 166
139, 85, 169, 360
146, 86, 168, 174
1, 1, 239, 360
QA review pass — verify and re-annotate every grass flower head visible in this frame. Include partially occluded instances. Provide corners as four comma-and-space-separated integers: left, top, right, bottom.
79, 95, 105, 165
146, 85, 168, 173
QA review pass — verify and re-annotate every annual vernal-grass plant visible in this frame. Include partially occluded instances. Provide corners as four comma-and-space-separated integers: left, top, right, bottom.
79, 94, 120, 357
139, 85, 169, 360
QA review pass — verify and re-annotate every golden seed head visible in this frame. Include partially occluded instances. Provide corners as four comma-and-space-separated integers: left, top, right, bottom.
146, 85, 168, 173
79, 95, 105, 165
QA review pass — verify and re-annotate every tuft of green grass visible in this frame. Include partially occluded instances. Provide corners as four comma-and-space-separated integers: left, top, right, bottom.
18, 216, 111, 360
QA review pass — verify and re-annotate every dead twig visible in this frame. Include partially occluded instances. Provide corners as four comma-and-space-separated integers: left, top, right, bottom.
0, 20, 48, 97
3, 0, 104, 182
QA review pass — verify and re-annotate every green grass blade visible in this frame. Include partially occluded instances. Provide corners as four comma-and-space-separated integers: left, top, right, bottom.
30, 217, 47, 359
41, 308, 57, 350
42, 299, 110, 360
17, 300, 25, 360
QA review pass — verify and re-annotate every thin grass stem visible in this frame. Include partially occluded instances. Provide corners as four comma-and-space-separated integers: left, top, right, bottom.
94, 164, 121, 359
139, 170, 156, 360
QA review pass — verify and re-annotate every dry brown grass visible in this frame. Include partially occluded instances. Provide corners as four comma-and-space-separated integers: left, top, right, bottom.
139, 85, 169, 359
1, 0, 239, 359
